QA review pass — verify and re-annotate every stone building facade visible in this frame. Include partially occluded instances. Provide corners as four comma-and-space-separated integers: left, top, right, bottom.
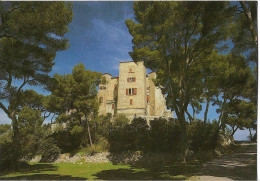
98, 61, 173, 118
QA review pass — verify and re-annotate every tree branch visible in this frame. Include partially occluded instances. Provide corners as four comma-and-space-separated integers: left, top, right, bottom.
17, 77, 29, 93
0, 102, 10, 118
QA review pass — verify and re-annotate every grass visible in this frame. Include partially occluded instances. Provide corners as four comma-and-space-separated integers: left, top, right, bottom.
0, 160, 202, 180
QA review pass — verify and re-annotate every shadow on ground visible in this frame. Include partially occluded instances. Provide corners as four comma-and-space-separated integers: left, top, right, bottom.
0, 163, 57, 176
93, 160, 202, 180
199, 143, 257, 180
0, 163, 86, 180
0, 174, 86, 180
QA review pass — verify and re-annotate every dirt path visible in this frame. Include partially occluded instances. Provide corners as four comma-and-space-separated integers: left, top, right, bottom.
199, 143, 257, 181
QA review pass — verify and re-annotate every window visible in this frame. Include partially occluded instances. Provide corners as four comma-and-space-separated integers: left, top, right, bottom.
130, 99, 133, 105
100, 86, 106, 90
112, 104, 114, 109
126, 88, 137, 95
127, 77, 136, 82
129, 68, 132, 72
147, 96, 150, 103
99, 97, 103, 103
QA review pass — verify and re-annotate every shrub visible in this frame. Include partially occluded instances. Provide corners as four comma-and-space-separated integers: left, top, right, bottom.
187, 120, 219, 152
39, 138, 61, 163
0, 142, 15, 171
149, 118, 182, 153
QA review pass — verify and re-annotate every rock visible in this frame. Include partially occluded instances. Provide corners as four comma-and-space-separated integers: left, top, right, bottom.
30, 155, 42, 163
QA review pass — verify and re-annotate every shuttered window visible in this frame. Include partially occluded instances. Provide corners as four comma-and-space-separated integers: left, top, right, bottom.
127, 77, 136, 82
130, 99, 133, 105
126, 88, 137, 95
112, 104, 114, 109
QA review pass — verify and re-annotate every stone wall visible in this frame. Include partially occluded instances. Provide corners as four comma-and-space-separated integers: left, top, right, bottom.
98, 73, 112, 115
98, 74, 118, 116
148, 72, 156, 116
154, 87, 167, 116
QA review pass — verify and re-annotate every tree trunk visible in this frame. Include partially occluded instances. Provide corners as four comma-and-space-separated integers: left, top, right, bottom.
179, 110, 188, 162
249, 128, 253, 141
240, 1, 258, 47
204, 99, 210, 124
231, 126, 238, 137
10, 114, 21, 170
86, 120, 93, 147
192, 105, 196, 122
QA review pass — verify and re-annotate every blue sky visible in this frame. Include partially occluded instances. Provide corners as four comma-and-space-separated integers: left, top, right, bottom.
0, 2, 254, 140
51, 2, 134, 77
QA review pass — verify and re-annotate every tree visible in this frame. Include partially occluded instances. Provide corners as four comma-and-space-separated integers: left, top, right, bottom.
226, 100, 256, 137
126, 2, 232, 159
20, 90, 55, 122
230, 1, 257, 63
17, 106, 49, 159
49, 63, 104, 148
0, 1, 72, 166
207, 53, 254, 134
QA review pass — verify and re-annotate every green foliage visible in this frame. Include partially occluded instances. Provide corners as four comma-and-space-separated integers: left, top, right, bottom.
126, 2, 232, 128
149, 118, 182, 153
108, 117, 220, 158
80, 138, 110, 155
112, 114, 129, 129
126, 1, 257, 146
17, 106, 46, 159
92, 114, 112, 142
230, 2, 257, 63
0, 142, 16, 170
0, 124, 12, 144
39, 138, 61, 163
0, 1, 73, 168
187, 120, 219, 152
48, 63, 104, 150
0, 1, 73, 118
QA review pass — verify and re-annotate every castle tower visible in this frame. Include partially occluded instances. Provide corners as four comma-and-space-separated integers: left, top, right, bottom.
117, 61, 147, 116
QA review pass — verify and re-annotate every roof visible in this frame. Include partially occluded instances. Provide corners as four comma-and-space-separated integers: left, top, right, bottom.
102, 73, 112, 76
119, 60, 136, 63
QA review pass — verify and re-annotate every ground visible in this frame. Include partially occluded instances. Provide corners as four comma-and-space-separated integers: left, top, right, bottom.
199, 143, 257, 181
0, 143, 256, 180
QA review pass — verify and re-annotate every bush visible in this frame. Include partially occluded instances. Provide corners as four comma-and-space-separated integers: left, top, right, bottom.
187, 120, 219, 152
109, 117, 149, 153
77, 137, 109, 156
0, 142, 15, 171
149, 118, 182, 153
39, 138, 61, 163
52, 129, 72, 153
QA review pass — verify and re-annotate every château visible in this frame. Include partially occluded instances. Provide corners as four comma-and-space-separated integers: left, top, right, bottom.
98, 61, 172, 119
